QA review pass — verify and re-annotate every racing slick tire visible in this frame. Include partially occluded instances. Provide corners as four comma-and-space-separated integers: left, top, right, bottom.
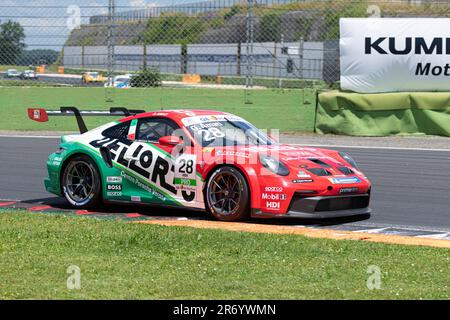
61, 155, 102, 209
205, 166, 250, 222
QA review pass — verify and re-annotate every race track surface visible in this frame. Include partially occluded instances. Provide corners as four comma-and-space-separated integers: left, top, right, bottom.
0, 136, 449, 236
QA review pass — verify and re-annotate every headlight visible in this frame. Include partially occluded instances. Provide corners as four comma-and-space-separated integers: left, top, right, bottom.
339, 152, 358, 168
259, 154, 290, 176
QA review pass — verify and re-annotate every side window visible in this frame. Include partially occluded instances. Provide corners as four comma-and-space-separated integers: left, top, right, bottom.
136, 118, 181, 142
102, 121, 130, 139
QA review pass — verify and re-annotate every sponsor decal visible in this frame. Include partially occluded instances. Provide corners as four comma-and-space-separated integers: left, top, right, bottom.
107, 184, 122, 191
174, 154, 197, 191
33, 109, 41, 120
341, 18, 450, 92
121, 171, 167, 202
262, 193, 287, 201
215, 150, 250, 159
202, 147, 215, 153
89, 138, 196, 203
297, 171, 311, 178
107, 191, 122, 197
339, 187, 359, 194
182, 115, 243, 126
265, 201, 281, 209
264, 186, 283, 192
329, 177, 361, 184
107, 176, 122, 183
50, 156, 63, 166
131, 196, 141, 202
292, 179, 314, 183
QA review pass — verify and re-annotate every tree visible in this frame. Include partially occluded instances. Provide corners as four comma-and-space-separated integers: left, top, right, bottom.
0, 21, 26, 65
16, 49, 59, 66
258, 12, 282, 42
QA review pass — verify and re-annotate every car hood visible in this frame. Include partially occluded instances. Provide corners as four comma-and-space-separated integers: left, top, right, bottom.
209, 144, 360, 177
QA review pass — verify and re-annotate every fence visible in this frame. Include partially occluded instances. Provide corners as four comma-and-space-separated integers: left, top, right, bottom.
0, 0, 449, 88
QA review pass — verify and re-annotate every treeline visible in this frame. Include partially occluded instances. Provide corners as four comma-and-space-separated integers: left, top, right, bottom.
65, 0, 450, 46
0, 20, 59, 66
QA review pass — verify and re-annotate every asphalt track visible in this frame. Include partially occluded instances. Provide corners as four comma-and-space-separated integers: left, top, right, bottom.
0, 136, 449, 234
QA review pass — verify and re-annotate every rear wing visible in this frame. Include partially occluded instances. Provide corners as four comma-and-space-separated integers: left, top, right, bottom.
27, 107, 145, 134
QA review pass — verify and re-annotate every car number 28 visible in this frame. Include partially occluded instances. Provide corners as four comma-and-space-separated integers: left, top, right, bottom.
198, 128, 225, 141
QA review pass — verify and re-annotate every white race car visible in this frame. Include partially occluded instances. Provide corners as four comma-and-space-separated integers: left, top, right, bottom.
6, 69, 21, 78
104, 74, 133, 88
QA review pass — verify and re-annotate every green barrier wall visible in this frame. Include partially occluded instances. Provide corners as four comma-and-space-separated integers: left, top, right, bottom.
315, 91, 450, 136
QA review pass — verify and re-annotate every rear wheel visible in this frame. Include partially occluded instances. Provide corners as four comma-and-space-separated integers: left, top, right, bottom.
62, 155, 102, 208
205, 166, 250, 221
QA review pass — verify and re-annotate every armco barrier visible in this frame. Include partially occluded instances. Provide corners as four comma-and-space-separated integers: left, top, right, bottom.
315, 91, 450, 137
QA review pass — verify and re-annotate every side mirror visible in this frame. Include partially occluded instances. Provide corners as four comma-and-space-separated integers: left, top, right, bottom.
100, 146, 113, 168
159, 136, 183, 148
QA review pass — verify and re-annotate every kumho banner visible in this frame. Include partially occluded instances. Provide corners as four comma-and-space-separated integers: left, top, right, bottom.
340, 18, 450, 93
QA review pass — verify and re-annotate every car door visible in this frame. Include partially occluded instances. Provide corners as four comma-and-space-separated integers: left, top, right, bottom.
122, 117, 201, 209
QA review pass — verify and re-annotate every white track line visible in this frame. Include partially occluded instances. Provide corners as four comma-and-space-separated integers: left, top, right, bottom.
0, 135, 60, 139
354, 228, 389, 234
415, 233, 450, 239
1, 135, 449, 151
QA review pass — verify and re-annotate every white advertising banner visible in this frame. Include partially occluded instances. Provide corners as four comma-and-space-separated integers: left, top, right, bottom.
340, 18, 450, 93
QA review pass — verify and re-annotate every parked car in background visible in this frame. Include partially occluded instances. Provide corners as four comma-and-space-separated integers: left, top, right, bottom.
104, 74, 133, 88
82, 72, 105, 84
20, 70, 38, 80
6, 69, 21, 78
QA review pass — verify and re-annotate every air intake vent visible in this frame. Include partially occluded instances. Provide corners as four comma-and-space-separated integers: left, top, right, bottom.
338, 166, 354, 175
308, 158, 331, 168
307, 167, 332, 176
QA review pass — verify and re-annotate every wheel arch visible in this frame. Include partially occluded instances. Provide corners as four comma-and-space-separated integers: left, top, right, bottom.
59, 151, 104, 195
202, 163, 259, 211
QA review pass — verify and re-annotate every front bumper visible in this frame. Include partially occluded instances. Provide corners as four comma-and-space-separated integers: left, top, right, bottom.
252, 194, 371, 219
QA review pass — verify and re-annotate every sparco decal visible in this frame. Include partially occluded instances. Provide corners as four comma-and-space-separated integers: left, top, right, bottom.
89, 137, 195, 203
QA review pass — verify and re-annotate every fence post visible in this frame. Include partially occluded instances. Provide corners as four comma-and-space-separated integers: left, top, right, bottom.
245, 0, 254, 89
106, 0, 115, 102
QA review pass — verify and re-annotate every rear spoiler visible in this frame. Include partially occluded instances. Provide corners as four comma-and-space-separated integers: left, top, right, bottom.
27, 107, 145, 134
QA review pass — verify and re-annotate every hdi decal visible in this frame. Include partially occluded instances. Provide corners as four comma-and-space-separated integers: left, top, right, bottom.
89, 137, 196, 203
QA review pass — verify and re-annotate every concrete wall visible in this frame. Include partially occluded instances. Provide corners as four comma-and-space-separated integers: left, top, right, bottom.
62, 41, 329, 80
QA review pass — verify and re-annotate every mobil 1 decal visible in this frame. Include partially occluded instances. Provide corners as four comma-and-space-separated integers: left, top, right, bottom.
88, 136, 199, 207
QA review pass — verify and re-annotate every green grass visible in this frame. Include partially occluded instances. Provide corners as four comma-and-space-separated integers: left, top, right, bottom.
0, 211, 448, 299
0, 65, 29, 72
0, 86, 313, 132
0, 80, 67, 87
0, 65, 60, 73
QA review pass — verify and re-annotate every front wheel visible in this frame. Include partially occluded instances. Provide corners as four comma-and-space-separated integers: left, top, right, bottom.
62, 155, 102, 208
205, 166, 250, 221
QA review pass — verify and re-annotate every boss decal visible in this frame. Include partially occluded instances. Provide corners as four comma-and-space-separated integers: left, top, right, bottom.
107, 184, 122, 191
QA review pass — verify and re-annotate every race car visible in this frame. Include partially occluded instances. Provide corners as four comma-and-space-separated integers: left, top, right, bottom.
81, 72, 105, 84
6, 69, 21, 78
27, 107, 371, 221
20, 70, 38, 80
104, 74, 132, 88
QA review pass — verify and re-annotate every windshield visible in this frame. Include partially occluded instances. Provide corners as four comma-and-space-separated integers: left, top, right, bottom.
185, 116, 273, 148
